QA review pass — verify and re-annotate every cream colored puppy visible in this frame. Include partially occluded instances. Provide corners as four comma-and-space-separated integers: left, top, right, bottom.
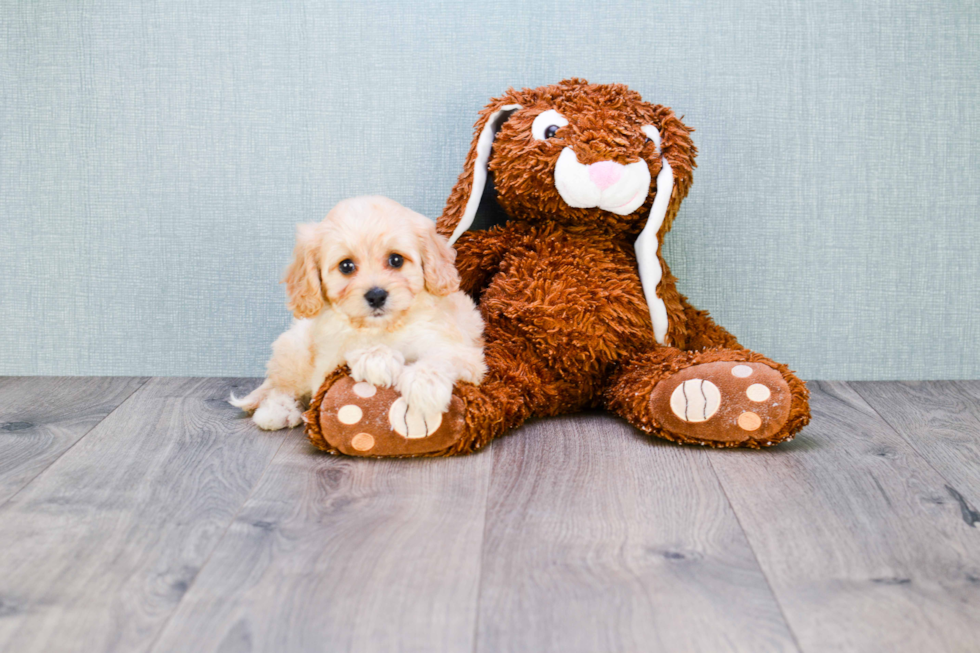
231, 196, 485, 433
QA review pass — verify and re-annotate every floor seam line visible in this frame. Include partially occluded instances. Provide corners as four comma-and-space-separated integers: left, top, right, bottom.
705, 449, 806, 653
144, 419, 294, 653
470, 439, 495, 653
849, 380, 980, 509
0, 376, 152, 512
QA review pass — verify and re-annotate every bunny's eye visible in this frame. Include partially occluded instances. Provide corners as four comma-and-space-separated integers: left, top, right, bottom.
532, 110, 569, 141
338, 259, 356, 275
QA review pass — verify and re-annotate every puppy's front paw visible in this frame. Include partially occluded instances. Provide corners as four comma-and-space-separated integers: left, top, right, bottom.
347, 346, 405, 388
396, 363, 454, 422
252, 390, 303, 430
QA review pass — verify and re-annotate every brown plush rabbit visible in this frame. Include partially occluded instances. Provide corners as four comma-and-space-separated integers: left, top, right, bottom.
306, 79, 810, 456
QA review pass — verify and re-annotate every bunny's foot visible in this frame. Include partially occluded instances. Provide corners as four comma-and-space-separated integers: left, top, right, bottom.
305, 374, 466, 457
606, 348, 810, 448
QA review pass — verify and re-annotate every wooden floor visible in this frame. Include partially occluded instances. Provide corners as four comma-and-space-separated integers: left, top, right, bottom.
0, 378, 978, 652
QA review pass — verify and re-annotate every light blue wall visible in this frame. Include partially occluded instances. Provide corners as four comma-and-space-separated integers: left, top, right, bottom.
2, 1, 978, 379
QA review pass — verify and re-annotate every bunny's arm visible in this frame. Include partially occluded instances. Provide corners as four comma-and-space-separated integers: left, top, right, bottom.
451, 227, 516, 299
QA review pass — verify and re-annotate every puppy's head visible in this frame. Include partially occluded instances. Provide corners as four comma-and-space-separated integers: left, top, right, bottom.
283, 196, 458, 328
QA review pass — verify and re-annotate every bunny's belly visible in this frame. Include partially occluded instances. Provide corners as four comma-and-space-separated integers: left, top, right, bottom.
479, 229, 657, 388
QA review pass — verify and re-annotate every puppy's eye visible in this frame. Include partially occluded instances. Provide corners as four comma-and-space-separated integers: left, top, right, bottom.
532, 110, 569, 141
387, 253, 404, 269
338, 259, 356, 275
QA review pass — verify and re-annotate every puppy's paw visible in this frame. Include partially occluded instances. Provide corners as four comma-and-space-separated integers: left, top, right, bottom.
347, 346, 405, 388
252, 389, 303, 430
396, 363, 454, 421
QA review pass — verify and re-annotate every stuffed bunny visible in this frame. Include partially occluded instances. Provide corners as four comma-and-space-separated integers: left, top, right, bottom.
306, 79, 810, 456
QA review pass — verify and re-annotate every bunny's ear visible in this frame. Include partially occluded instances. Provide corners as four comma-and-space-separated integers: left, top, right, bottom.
631, 104, 697, 345
633, 125, 675, 345
437, 98, 523, 245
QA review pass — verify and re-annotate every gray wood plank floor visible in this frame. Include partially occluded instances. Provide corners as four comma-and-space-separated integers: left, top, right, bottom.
0, 377, 978, 653
0, 376, 148, 505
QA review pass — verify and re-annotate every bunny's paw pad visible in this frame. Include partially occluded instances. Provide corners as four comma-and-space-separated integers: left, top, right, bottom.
649, 362, 792, 446
314, 376, 464, 457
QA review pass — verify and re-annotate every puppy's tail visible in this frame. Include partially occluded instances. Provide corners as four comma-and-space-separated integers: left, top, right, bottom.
229, 380, 271, 413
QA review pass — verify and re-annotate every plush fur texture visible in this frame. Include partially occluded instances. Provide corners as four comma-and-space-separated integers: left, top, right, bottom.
306, 79, 810, 457
231, 196, 485, 434
427, 79, 809, 453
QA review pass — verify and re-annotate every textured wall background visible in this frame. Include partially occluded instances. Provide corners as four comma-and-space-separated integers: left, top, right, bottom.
1, 0, 978, 379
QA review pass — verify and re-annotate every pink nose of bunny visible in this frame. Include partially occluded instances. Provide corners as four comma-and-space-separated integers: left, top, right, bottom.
588, 161, 624, 190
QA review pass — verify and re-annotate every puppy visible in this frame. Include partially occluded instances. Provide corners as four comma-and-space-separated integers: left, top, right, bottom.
231, 196, 486, 434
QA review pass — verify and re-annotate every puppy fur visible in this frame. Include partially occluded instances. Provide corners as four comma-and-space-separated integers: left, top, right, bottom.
231, 196, 486, 432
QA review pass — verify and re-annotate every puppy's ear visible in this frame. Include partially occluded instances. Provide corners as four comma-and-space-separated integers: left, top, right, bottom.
282, 223, 325, 319
417, 216, 460, 296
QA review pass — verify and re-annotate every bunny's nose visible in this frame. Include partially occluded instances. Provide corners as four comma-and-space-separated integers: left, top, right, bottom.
588, 161, 624, 190
364, 287, 388, 309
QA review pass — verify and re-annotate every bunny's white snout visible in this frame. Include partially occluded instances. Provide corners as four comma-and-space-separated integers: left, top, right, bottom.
554, 148, 651, 216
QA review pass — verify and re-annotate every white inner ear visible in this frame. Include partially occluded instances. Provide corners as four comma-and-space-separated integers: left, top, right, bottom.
635, 124, 673, 344
448, 104, 522, 245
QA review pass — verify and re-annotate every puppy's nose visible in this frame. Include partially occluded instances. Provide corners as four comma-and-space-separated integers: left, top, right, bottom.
588, 160, 624, 190
364, 287, 388, 309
